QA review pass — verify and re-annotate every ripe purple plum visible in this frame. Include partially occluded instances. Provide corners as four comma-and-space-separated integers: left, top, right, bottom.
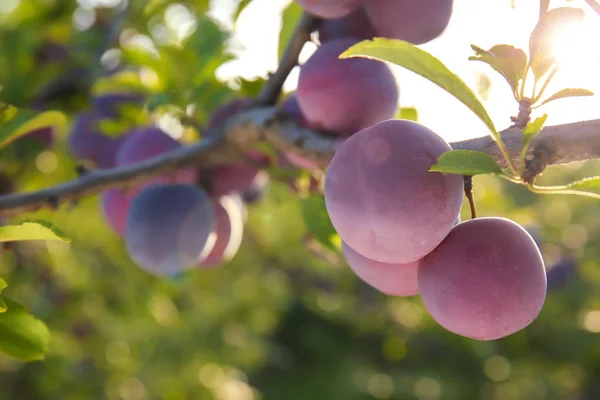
295, 0, 365, 19
241, 170, 270, 204
93, 92, 145, 118
125, 184, 216, 276
418, 217, 547, 341
297, 38, 398, 135
207, 151, 268, 198
365, 0, 453, 45
324, 119, 463, 264
101, 127, 198, 236
68, 111, 114, 166
342, 242, 419, 296
115, 126, 198, 184
96, 133, 132, 169
101, 188, 131, 237
199, 195, 245, 268
318, 7, 376, 42
207, 98, 254, 130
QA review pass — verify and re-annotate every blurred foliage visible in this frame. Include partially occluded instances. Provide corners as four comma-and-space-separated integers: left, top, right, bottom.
0, 1, 599, 400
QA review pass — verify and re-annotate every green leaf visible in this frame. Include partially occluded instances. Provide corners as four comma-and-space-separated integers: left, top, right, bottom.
536, 88, 594, 107
520, 114, 548, 164
278, 2, 303, 60
565, 176, 600, 191
0, 298, 50, 361
529, 7, 585, 79
0, 220, 71, 243
0, 298, 6, 313
234, 0, 252, 20
429, 150, 502, 176
0, 105, 67, 150
396, 107, 419, 122
469, 44, 528, 96
341, 38, 499, 140
301, 196, 340, 252
0, 278, 6, 293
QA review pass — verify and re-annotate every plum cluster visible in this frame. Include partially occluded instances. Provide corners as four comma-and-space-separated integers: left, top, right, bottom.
324, 119, 547, 341
292, 0, 548, 342
68, 96, 265, 276
299, 0, 454, 45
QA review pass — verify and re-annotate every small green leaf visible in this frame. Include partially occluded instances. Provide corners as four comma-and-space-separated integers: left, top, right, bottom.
536, 88, 594, 107
0, 299, 6, 313
0, 298, 50, 361
234, 0, 252, 20
0, 278, 6, 293
429, 150, 502, 176
529, 7, 585, 79
341, 38, 499, 140
520, 114, 548, 164
0, 105, 67, 150
301, 195, 340, 252
565, 176, 600, 191
0, 220, 71, 243
278, 2, 303, 60
396, 107, 418, 121
469, 44, 528, 96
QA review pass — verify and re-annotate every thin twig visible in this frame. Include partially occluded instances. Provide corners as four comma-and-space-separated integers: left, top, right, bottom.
463, 176, 477, 219
584, 0, 600, 16
255, 12, 319, 106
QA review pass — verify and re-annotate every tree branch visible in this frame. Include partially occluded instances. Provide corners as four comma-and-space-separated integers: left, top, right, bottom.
0, 109, 599, 217
256, 12, 319, 106
584, 0, 600, 16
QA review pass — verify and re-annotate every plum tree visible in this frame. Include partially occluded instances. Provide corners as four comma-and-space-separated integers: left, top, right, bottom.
364, 0, 454, 45
418, 217, 547, 340
199, 194, 245, 268
68, 111, 114, 166
342, 242, 419, 296
125, 184, 216, 276
294, 0, 365, 19
325, 119, 464, 264
297, 38, 398, 135
318, 8, 376, 42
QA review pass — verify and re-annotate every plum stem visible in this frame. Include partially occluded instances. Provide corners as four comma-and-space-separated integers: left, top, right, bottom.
463, 176, 477, 219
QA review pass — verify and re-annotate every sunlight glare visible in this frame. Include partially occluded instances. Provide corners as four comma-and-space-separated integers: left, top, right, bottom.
550, 15, 600, 70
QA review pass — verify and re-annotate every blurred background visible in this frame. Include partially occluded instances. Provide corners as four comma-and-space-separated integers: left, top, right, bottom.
1, 0, 600, 399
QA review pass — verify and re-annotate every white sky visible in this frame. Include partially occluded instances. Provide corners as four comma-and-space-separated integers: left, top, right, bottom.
211, 0, 600, 143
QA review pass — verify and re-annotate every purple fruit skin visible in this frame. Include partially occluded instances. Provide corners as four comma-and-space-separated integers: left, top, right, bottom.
101, 189, 131, 237
68, 111, 114, 165
125, 184, 216, 276
319, 7, 376, 42
342, 241, 419, 296
365, 0, 453, 45
102, 127, 198, 237
93, 92, 145, 118
199, 195, 245, 268
418, 217, 547, 341
207, 98, 254, 130
324, 119, 463, 264
96, 133, 132, 169
116, 126, 198, 184
297, 38, 398, 135
295, 0, 366, 19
